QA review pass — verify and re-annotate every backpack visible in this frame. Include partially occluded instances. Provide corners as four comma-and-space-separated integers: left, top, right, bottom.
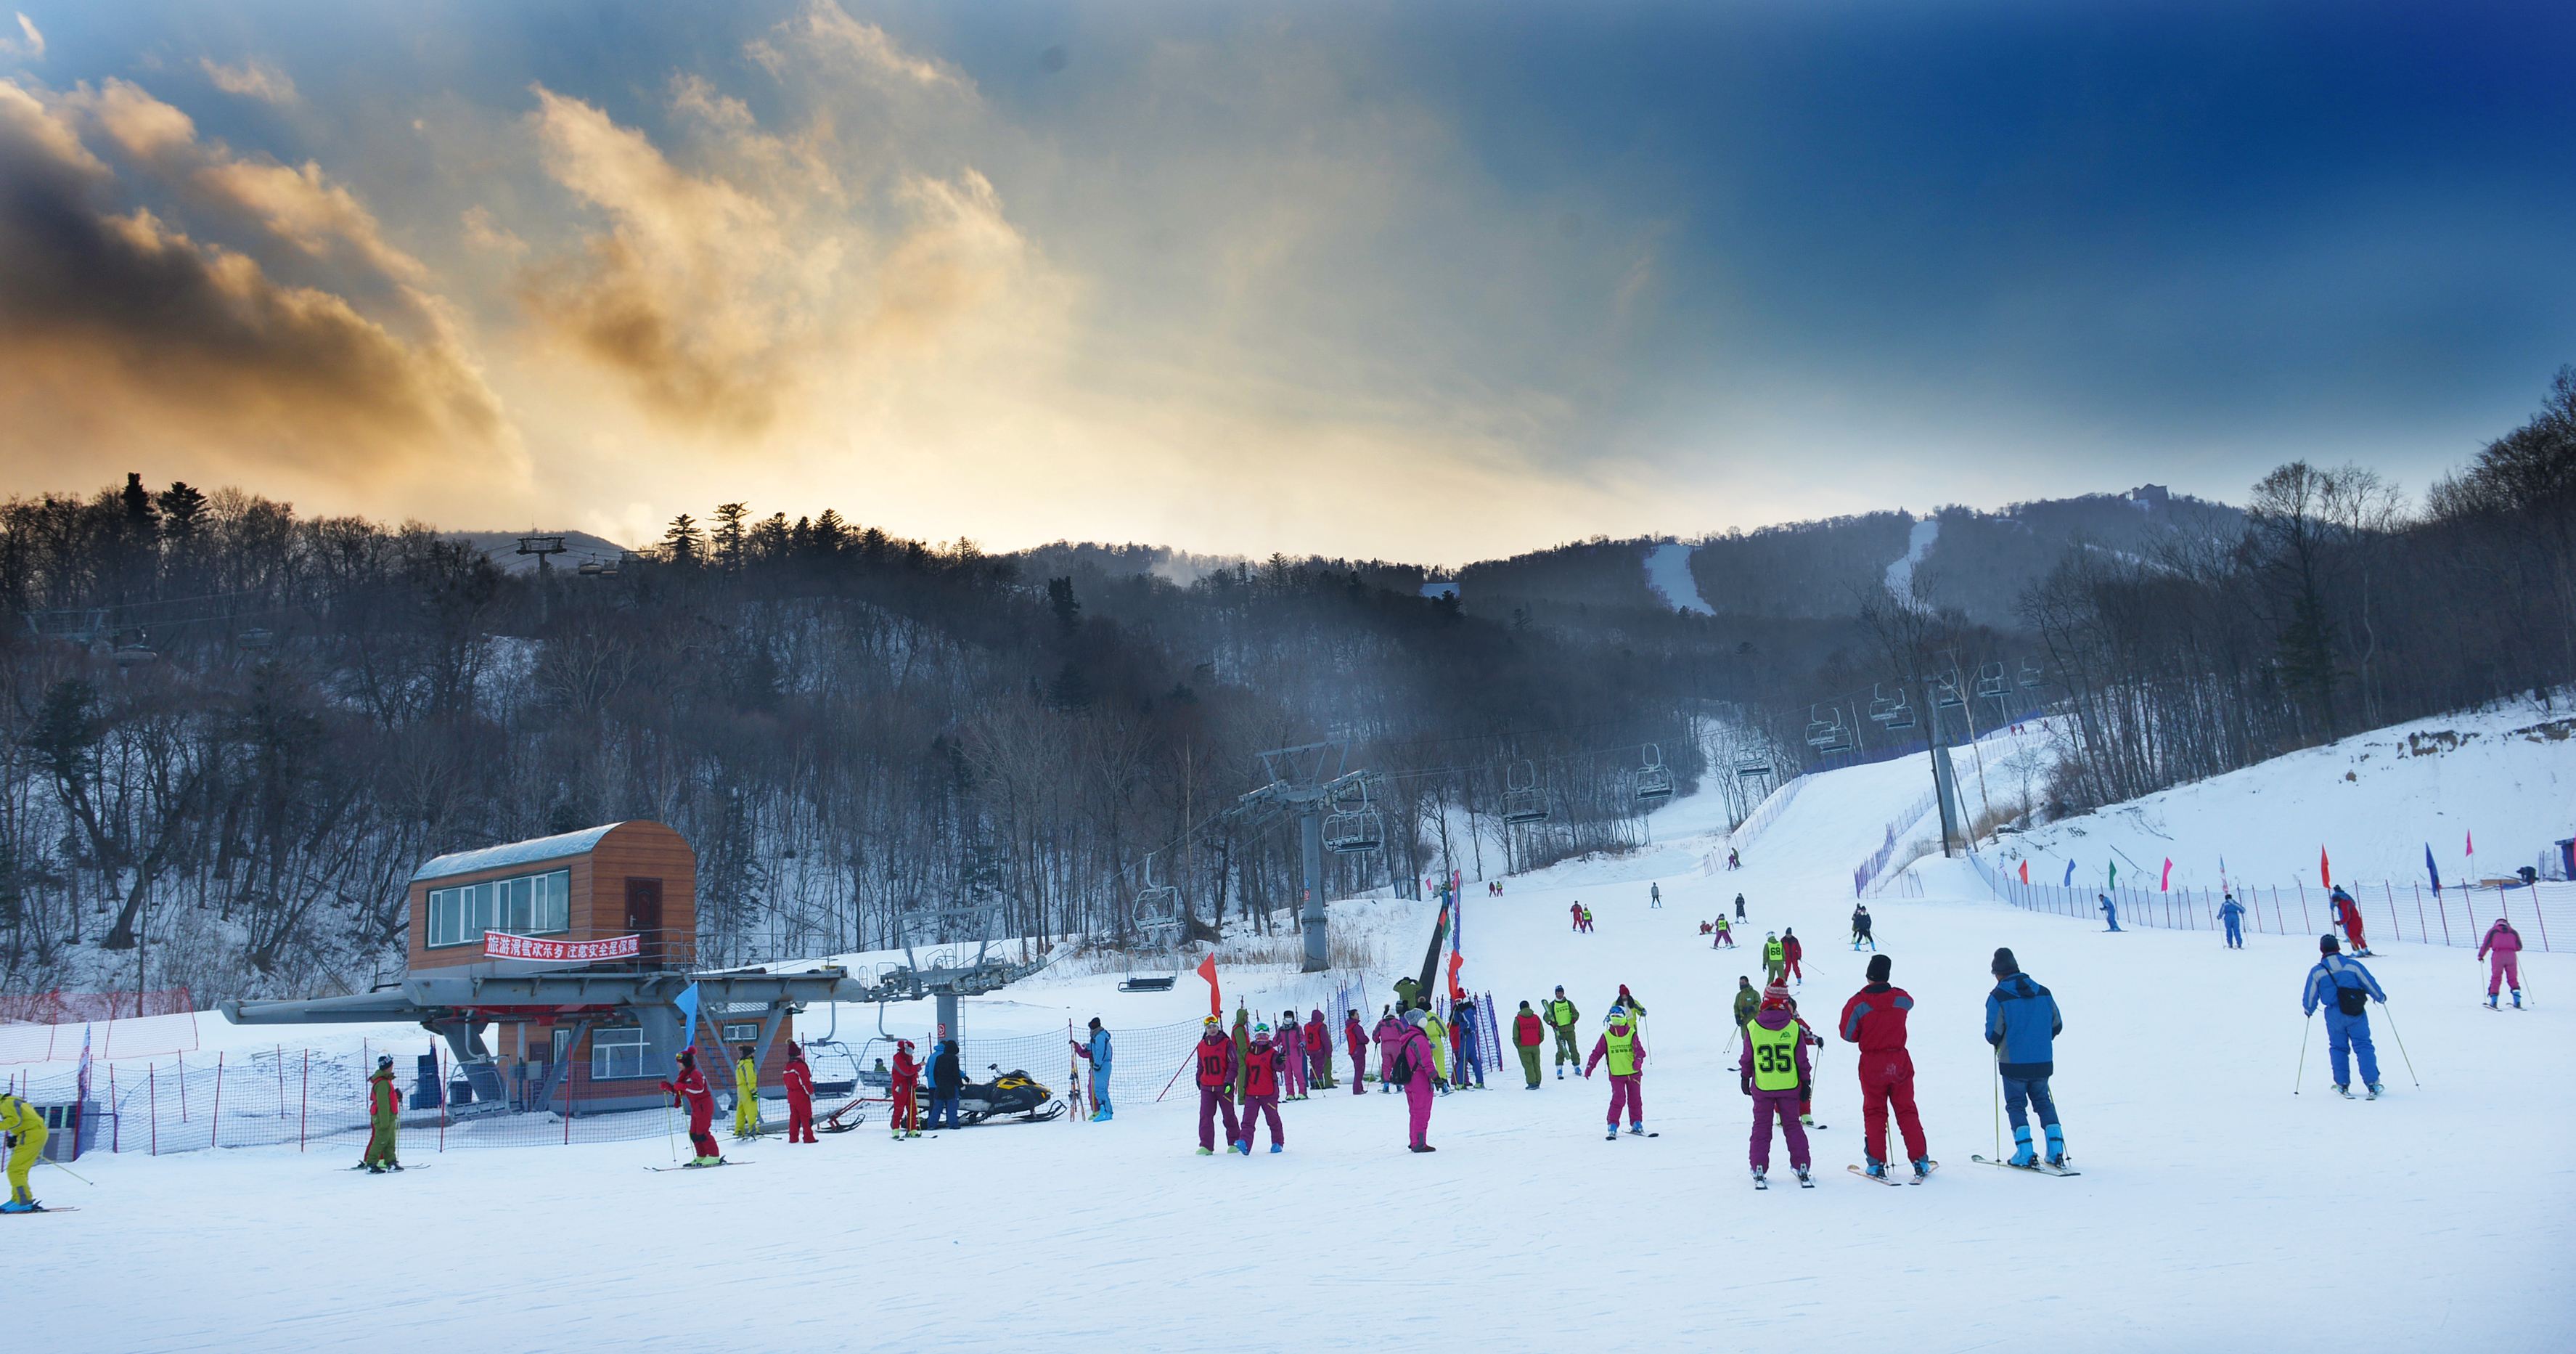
2335, 982, 2369, 1017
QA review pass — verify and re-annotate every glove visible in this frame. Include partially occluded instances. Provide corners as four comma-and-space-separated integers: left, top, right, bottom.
4, 1134, 14, 1149
1738, 1076, 1752, 1096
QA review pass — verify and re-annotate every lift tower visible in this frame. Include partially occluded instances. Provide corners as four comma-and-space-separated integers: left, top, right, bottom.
1235, 741, 1378, 972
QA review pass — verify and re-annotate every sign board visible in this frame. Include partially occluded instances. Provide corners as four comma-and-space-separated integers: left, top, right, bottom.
483, 931, 640, 963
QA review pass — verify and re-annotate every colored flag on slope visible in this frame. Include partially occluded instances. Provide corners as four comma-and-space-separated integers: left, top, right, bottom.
2107, 860, 2118, 890
2425, 844, 2442, 894
1196, 953, 1221, 1016
2062, 860, 2077, 887
674, 982, 701, 1058
2161, 858, 2173, 892
2018, 860, 2029, 885
2320, 847, 2332, 889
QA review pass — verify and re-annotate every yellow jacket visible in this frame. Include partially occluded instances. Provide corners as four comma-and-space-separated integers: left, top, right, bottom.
0, 1096, 44, 1143
1423, 1015, 1450, 1078
734, 1056, 759, 1099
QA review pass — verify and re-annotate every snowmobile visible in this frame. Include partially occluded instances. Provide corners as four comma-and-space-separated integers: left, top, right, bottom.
955, 1064, 1065, 1125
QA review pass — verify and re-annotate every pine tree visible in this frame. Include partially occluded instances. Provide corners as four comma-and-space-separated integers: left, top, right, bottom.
662, 513, 703, 565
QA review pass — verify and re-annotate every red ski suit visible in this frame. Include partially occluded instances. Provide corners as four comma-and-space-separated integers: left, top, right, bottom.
1241, 1042, 1284, 1149
1193, 1032, 1241, 1150
781, 1056, 817, 1143
659, 1062, 720, 1159
890, 1048, 921, 1133
1836, 982, 1928, 1166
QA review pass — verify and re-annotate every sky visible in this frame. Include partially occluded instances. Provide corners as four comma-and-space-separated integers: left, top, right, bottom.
2, 0, 2570, 563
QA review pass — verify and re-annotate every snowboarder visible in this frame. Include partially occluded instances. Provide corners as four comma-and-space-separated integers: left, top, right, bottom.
927, 1037, 963, 1130
1345, 1008, 1370, 1094
2479, 918, 2524, 1009
1277, 1008, 1309, 1101
1453, 995, 1487, 1088
1513, 1000, 1545, 1088
2098, 893, 2122, 933
1307, 1008, 1336, 1089
1585, 1006, 1648, 1137
1649, 883, 1662, 909
1839, 955, 1931, 1180
1741, 986, 1813, 1186
1984, 948, 2069, 1167
2331, 886, 2372, 955
0, 1090, 46, 1212
1782, 929, 1804, 986
888, 1040, 921, 1138
2302, 935, 2389, 1096
360, 1053, 402, 1172
1373, 1008, 1402, 1093
1734, 892, 1747, 920
1545, 987, 1582, 1078
659, 1048, 722, 1165
1850, 905, 1876, 952
1391, 1008, 1439, 1151
1193, 1016, 1242, 1156
1763, 931, 1787, 986
732, 1044, 762, 1138
2217, 893, 2247, 949
1239, 1024, 1285, 1153
1714, 913, 1735, 948
1071, 1018, 1113, 1121
781, 1042, 818, 1143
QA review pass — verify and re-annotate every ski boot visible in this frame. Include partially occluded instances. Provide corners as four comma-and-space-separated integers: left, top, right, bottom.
1605, 1126, 1618, 1141
2044, 1126, 2068, 1169
2487, 993, 2500, 1009
1233, 1139, 1251, 1156
1794, 1167, 1814, 1188
1090, 1108, 1112, 1123
1626, 1122, 1646, 1135
1408, 1143, 1436, 1153
1751, 1166, 1767, 1187
1269, 1143, 1283, 1154
0, 1199, 35, 1214
2513, 990, 2524, 1008
2007, 1125, 2037, 1168
1862, 1157, 1887, 1180
1910, 1157, 1934, 1183
1798, 1112, 1814, 1127
2366, 1082, 2384, 1100
1197, 1146, 1214, 1157
1555, 1067, 1564, 1080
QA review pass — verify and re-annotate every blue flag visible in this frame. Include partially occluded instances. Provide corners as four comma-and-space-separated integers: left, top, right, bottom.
2424, 844, 2441, 895
674, 982, 701, 1061
2062, 860, 2076, 887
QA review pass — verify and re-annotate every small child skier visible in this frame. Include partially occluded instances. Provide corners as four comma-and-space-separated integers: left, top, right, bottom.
660, 1048, 723, 1165
2479, 918, 2524, 1009
1239, 1024, 1285, 1153
1741, 986, 1813, 1186
1584, 1006, 1648, 1138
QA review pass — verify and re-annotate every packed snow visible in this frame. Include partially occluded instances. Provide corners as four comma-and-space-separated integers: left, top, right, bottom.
1884, 513, 1939, 612
18, 719, 2572, 1352
1642, 539, 1715, 614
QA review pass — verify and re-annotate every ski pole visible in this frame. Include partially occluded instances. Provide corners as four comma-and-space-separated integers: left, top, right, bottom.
42, 1158, 94, 1186
663, 1098, 676, 1161
2379, 1002, 2420, 1088
1991, 1045, 2002, 1160
2294, 1013, 2310, 1096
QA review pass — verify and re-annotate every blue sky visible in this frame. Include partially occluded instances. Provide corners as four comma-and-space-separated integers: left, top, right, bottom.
3, 1, 2568, 559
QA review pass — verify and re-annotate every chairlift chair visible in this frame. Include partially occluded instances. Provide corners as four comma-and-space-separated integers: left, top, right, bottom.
1974, 662, 2008, 701
1633, 743, 1673, 802
1867, 685, 1902, 724
1932, 676, 1966, 709
2018, 661, 2045, 690
1732, 748, 1774, 779
1881, 692, 1918, 731
1502, 759, 1550, 825
1804, 704, 1852, 751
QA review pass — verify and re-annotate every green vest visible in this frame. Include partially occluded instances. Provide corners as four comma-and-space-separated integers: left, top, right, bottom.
1746, 1019, 1800, 1092
1548, 999, 1576, 1027
1764, 938, 1785, 966
1602, 1026, 1638, 1076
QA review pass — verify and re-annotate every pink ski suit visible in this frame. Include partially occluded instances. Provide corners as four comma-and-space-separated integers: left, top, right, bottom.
1277, 1018, 1308, 1098
1391, 1019, 1436, 1148
1739, 1006, 1813, 1172
1345, 1013, 1370, 1093
1584, 1024, 1645, 1130
2479, 921, 2524, 998
1373, 1016, 1402, 1093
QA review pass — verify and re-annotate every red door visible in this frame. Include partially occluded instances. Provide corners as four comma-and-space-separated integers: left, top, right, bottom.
624, 878, 664, 967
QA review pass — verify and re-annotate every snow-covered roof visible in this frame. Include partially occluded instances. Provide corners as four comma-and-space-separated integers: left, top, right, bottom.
411, 823, 625, 883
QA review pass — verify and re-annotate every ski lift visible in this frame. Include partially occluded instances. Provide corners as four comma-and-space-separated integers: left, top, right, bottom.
1502, 760, 1550, 825
1133, 852, 1182, 942
2018, 661, 2045, 690
1881, 690, 1918, 731
1732, 745, 1775, 780
1804, 704, 1853, 752
1931, 675, 1966, 709
1634, 743, 1673, 802
802, 1038, 860, 1098
1974, 662, 2008, 701
113, 645, 158, 668
1323, 778, 1386, 855
577, 560, 602, 576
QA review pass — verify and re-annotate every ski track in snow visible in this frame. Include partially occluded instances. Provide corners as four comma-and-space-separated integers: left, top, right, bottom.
1885, 515, 1938, 612
1643, 541, 1715, 615
23, 736, 2575, 1351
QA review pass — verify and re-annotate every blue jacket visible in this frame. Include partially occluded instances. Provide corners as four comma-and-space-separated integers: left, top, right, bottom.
2302, 954, 2387, 1016
2217, 899, 2246, 923
1985, 973, 2062, 1078
1082, 1028, 1111, 1072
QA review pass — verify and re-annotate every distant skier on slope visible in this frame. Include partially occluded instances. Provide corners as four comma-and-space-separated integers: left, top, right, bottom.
1585, 1005, 1648, 1138
1732, 976, 1759, 1040
1071, 1018, 1113, 1121
889, 1040, 921, 1138
1741, 986, 1813, 1187
2098, 894, 2122, 933
1650, 883, 1662, 909
1392, 1009, 1439, 1152
1714, 913, 1735, 948
1582, 905, 1595, 933
1850, 905, 1876, 952
2330, 887, 2373, 956
0, 1090, 47, 1211
782, 1042, 818, 1143
1569, 901, 1584, 932
732, 1044, 763, 1138
1735, 893, 1747, 920
1345, 1008, 1370, 1093
1839, 955, 1931, 1180
1783, 929, 1804, 986
1545, 987, 1582, 1079
660, 1048, 723, 1165
1307, 1008, 1336, 1090
1513, 1000, 1546, 1088
1193, 1016, 1242, 1157
2217, 893, 2246, 949
1985, 948, 2069, 1167
360, 1053, 403, 1173
2479, 918, 2524, 1009
1239, 1024, 1285, 1154
2302, 935, 2389, 1098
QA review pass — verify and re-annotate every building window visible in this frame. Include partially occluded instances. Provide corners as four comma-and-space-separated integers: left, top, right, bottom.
591, 1027, 649, 1080
427, 868, 572, 947
721, 1022, 761, 1044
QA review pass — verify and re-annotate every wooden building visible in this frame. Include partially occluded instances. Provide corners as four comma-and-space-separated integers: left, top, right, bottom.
407, 820, 698, 972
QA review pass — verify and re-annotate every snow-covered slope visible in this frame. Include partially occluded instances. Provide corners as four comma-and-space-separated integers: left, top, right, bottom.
1884, 513, 1938, 612
1642, 539, 1715, 614
24, 741, 2569, 1352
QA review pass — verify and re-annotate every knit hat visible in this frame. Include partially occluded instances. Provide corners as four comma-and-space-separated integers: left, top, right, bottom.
1866, 955, 1892, 982
1402, 1008, 1426, 1027
1518, 1000, 1532, 1011
1762, 982, 1790, 1004
2319, 934, 2340, 953
1990, 947, 2019, 977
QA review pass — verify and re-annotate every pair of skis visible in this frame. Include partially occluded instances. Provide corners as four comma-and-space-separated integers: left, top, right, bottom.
1969, 1154, 2082, 1177
646, 1159, 754, 1172
1752, 1169, 1811, 1190
1846, 1160, 1938, 1186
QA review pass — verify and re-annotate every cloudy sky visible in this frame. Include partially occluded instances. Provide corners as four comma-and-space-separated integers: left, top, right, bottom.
3, 1, 2569, 561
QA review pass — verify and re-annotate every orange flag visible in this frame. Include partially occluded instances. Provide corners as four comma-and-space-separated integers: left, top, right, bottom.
1195, 953, 1220, 1016
2018, 860, 2029, 885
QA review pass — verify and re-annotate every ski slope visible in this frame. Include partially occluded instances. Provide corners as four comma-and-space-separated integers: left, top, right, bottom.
1885, 513, 1939, 612
1643, 539, 1715, 614
21, 738, 2571, 1352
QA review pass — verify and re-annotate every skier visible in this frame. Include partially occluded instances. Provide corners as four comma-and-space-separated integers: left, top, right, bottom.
2098, 893, 2122, 933
1770, 983, 1825, 1126
1984, 947, 2069, 1167
1391, 1008, 1439, 1152
1373, 1007, 1402, 1094
781, 1041, 818, 1143
1731, 976, 1759, 1042
1545, 987, 1581, 1079
659, 1048, 722, 1165
1277, 1008, 1309, 1101
1190, 1016, 1242, 1155
1610, 983, 1648, 1024
1850, 905, 1876, 953
2479, 918, 2524, 1009
1453, 995, 1487, 1088
1239, 1024, 1285, 1154
2302, 935, 2389, 1097
1421, 1000, 1452, 1093
1740, 984, 1813, 1186
1513, 1000, 1545, 1088
1762, 931, 1787, 986
1585, 1006, 1649, 1138
1714, 913, 1735, 949
1729, 847, 1742, 870
1307, 1008, 1336, 1090
1071, 1017, 1113, 1121
1735, 893, 1747, 920
732, 1044, 762, 1139
2217, 893, 2246, 950
2330, 886, 2372, 956
1701, 921, 1713, 936
927, 1037, 963, 1130
1783, 929, 1804, 986
0, 1090, 46, 1212
1650, 883, 1662, 909
1569, 900, 1584, 932
1839, 954, 1931, 1180
1345, 1008, 1370, 1094
888, 1039, 921, 1138
360, 1053, 402, 1172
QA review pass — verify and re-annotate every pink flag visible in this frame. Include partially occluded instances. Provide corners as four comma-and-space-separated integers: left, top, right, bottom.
2320, 846, 2332, 889
2160, 858, 2172, 892
2465, 828, 2474, 857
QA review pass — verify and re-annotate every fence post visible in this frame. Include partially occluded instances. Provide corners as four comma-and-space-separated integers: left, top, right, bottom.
109, 1064, 119, 1154
177, 1051, 187, 1122
2297, 881, 2311, 934
2382, 884, 2400, 944
149, 1064, 158, 1156
2413, 884, 2432, 946
437, 1044, 448, 1154
276, 1043, 287, 1127
300, 1049, 310, 1151
210, 1051, 224, 1149
2531, 883, 2553, 952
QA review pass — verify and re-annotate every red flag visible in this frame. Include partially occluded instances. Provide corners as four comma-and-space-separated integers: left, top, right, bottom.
1195, 953, 1220, 1016
2465, 828, 2474, 857
1445, 950, 1465, 1001
2160, 858, 2172, 892
2319, 846, 2331, 889
2017, 860, 2029, 885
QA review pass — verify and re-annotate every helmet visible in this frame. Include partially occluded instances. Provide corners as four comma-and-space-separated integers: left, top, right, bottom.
1606, 1006, 1627, 1024
1204, 1014, 1222, 1027
1254, 1023, 1272, 1039
377, 1054, 393, 1068
896, 1039, 915, 1051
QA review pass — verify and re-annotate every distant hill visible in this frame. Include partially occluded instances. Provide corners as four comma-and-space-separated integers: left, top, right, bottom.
446, 530, 631, 575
